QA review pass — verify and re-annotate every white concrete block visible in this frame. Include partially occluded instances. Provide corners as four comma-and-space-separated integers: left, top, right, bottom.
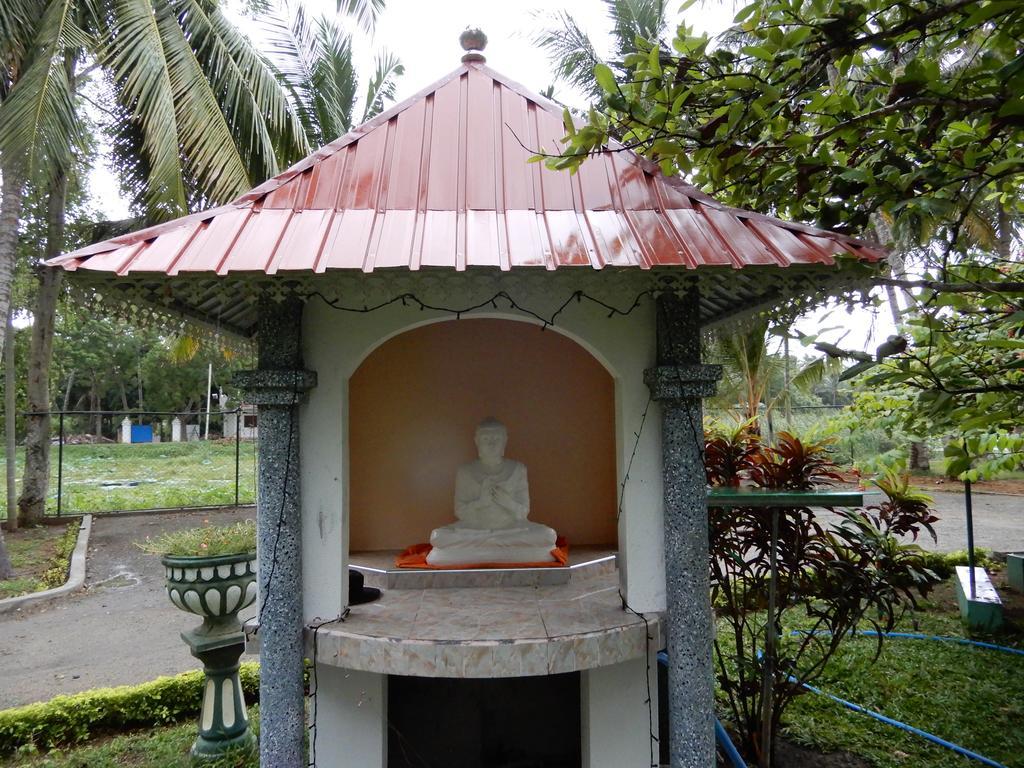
581, 653, 658, 768
310, 666, 386, 767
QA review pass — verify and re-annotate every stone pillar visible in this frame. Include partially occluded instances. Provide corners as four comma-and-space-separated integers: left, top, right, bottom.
171, 417, 183, 442
234, 297, 316, 768
644, 290, 721, 768
120, 417, 132, 444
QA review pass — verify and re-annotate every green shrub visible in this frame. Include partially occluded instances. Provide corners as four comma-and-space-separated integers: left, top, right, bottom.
39, 521, 80, 590
918, 548, 997, 580
0, 663, 260, 753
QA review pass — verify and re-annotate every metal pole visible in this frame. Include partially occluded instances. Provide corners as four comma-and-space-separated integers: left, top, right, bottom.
783, 335, 792, 429
204, 362, 213, 440
760, 507, 780, 765
965, 478, 976, 599
56, 412, 64, 517
235, 407, 241, 507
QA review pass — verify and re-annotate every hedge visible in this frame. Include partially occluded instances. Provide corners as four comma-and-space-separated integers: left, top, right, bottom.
0, 662, 260, 753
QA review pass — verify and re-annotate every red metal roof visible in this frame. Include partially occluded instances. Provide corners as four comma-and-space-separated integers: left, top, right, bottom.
51, 62, 883, 275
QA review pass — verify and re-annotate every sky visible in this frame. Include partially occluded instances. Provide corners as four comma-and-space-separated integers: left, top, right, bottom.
85, 0, 895, 353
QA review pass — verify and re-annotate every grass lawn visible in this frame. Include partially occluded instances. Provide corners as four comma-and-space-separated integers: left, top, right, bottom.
781, 577, 1024, 767
0, 441, 257, 518
0, 710, 260, 767
0, 522, 76, 599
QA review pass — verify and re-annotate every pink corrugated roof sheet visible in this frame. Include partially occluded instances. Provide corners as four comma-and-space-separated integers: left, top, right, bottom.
51, 62, 884, 275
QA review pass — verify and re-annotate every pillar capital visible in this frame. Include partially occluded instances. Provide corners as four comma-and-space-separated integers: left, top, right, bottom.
644, 364, 721, 401
232, 369, 317, 406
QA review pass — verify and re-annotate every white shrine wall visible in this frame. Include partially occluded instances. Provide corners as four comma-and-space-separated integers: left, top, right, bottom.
299, 289, 666, 621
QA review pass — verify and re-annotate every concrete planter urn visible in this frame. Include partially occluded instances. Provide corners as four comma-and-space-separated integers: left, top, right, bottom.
162, 551, 258, 760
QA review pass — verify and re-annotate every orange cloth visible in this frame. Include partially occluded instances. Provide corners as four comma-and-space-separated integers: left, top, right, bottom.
396, 537, 569, 569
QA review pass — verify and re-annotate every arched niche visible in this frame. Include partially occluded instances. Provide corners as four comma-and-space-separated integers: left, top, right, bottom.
348, 318, 618, 552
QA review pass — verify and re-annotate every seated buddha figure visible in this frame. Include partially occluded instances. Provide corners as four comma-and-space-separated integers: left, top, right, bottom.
426, 418, 558, 566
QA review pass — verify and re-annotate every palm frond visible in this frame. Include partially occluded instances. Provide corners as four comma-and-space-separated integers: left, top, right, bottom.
532, 11, 604, 101
605, 0, 667, 59
152, 0, 252, 205
0, 0, 88, 177
309, 14, 356, 140
261, 3, 323, 145
180, 0, 311, 180
361, 50, 403, 123
0, 0, 40, 95
169, 333, 201, 363
336, 0, 385, 34
101, 0, 188, 216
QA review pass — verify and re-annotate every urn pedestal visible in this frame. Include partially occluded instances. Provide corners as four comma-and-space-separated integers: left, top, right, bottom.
163, 553, 258, 760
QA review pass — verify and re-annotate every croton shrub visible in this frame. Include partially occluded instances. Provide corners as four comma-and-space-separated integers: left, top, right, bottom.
706, 422, 941, 767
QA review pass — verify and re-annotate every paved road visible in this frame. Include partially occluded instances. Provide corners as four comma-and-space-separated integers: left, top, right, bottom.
0, 508, 255, 710
816, 489, 1024, 553
0, 491, 1019, 709
915, 489, 1023, 552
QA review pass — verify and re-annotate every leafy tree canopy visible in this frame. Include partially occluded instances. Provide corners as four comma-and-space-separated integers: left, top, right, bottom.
553, 0, 1024, 480
554, 0, 1022, 242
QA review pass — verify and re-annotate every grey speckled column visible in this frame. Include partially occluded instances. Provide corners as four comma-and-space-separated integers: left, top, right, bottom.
233, 297, 316, 768
644, 290, 721, 768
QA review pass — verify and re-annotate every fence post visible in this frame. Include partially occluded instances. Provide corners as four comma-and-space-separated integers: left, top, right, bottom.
56, 412, 64, 517
235, 407, 241, 507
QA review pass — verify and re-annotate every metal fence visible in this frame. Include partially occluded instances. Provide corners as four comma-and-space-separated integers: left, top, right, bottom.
2, 408, 257, 519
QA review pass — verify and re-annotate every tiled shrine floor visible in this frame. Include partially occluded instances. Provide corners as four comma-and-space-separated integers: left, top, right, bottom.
351, 545, 617, 589
310, 551, 662, 678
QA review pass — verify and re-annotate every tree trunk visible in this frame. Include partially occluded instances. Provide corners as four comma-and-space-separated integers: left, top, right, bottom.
0, 514, 12, 577
5, 309, 16, 532
18, 172, 66, 526
997, 203, 1011, 261
909, 441, 931, 472
62, 369, 74, 411
0, 158, 26, 363
90, 387, 101, 438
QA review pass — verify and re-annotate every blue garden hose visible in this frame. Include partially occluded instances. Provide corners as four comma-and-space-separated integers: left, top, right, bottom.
659, 631, 1020, 768
793, 629, 1024, 656
657, 650, 748, 767
785, 629, 1019, 768
791, 676, 1007, 768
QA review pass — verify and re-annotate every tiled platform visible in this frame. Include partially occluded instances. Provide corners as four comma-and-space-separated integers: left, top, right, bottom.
309, 568, 661, 678
350, 546, 616, 589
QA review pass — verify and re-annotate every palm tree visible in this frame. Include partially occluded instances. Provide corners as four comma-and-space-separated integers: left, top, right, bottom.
0, 0, 382, 529
533, 0, 669, 102
264, 2, 404, 146
710, 318, 839, 436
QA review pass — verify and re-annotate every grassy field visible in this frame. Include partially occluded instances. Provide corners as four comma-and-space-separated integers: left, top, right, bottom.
0, 441, 257, 518
780, 579, 1024, 767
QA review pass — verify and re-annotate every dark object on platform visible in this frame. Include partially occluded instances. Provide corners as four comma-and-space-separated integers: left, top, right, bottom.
348, 569, 381, 605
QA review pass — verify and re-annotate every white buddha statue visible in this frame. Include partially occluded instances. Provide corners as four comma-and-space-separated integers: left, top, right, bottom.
426, 418, 558, 566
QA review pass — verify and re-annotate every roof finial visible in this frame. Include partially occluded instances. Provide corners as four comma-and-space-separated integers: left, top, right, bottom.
460, 27, 487, 64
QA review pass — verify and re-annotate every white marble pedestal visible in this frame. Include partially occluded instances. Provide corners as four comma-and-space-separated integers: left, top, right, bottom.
293, 559, 659, 767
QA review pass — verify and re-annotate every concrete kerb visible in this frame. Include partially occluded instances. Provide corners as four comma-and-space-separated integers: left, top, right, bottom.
0, 514, 93, 615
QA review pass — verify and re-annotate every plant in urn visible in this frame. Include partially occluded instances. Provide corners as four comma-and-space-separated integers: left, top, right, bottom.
139, 519, 258, 760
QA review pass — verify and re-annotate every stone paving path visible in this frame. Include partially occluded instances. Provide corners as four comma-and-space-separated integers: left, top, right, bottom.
0, 508, 254, 710
0, 491, 1019, 709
